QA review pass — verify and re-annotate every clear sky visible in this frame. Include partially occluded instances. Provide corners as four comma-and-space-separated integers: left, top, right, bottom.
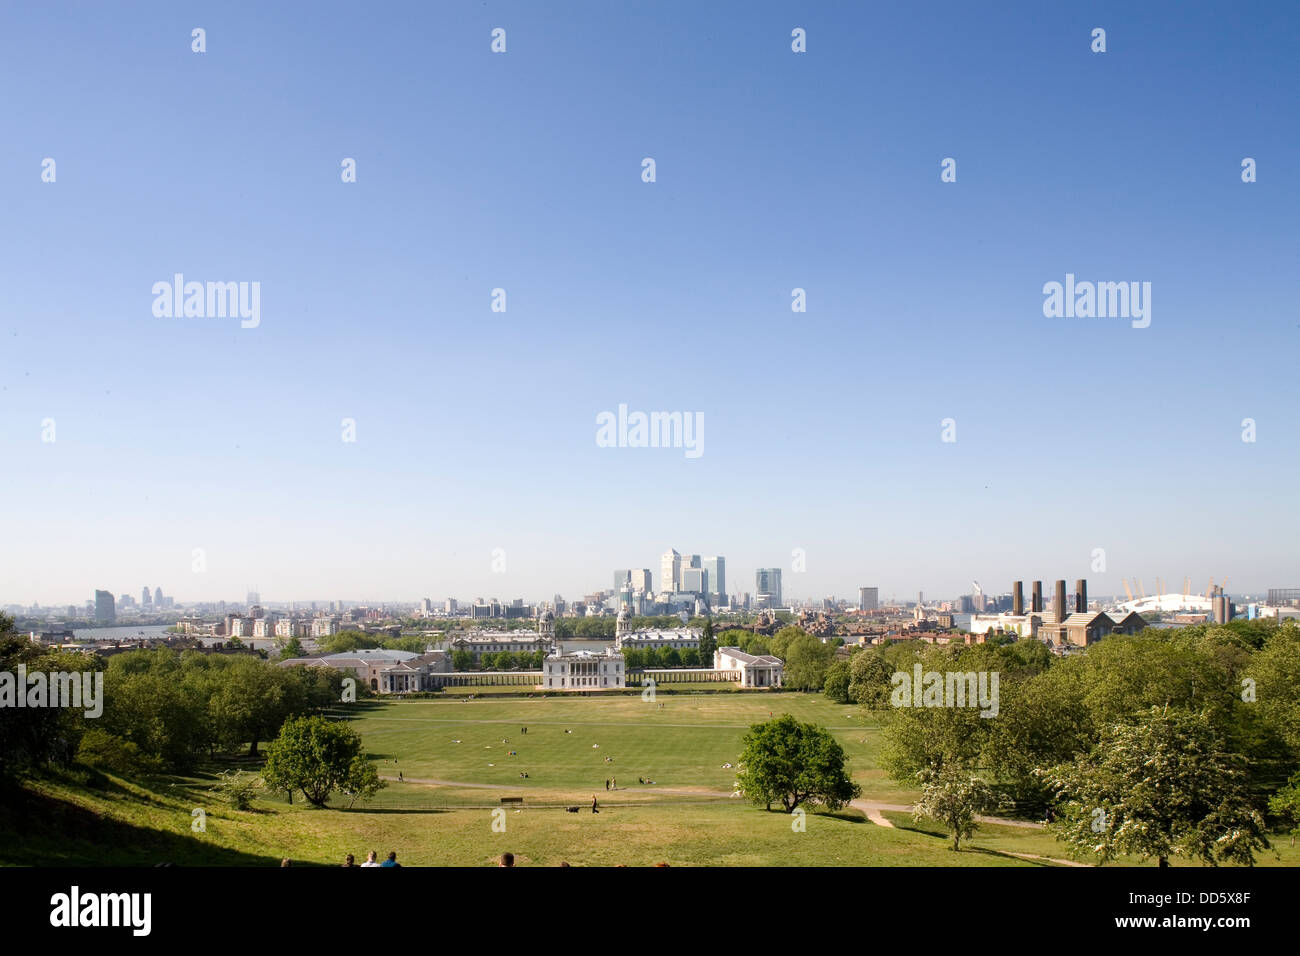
2, 1, 1296, 607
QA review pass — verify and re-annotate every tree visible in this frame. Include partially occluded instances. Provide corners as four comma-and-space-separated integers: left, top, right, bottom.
912, 765, 999, 851
278, 636, 305, 660
699, 619, 717, 665
0, 615, 96, 775
847, 651, 893, 708
1039, 707, 1269, 866
823, 660, 851, 703
261, 715, 383, 808
452, 650, 474, 672
784, 634, 835, 691
317, 631, 383, 655
1267, 771, 1300, 848
341, 755, 385, 809
769, 626, 807, 662
735, 714, 861, 813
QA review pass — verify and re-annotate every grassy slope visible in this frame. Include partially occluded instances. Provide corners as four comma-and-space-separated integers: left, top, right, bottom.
3, 693, 1295, 867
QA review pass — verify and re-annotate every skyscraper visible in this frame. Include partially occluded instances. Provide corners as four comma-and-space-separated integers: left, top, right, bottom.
154, 587, 164, 606
858, 586, 878, 611
141, 587, 152, 607
613, 569, 632, 594
628, 569, 652, 593
680, 567, 708, 596
94, 590, 116, 624
755, 568, 782, 608
660, 549, 681, 595
703, 556, 726, 607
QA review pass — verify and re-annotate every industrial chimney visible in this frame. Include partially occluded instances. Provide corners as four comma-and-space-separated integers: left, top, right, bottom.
1054, 580, 1067, 622
1075, 579, 1088, 615
1032, 581, 1043, 613
1012, 581, 1024, 616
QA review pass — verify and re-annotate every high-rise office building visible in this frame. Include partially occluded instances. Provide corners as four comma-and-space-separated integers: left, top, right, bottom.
628, 569, 652, 593
680, 566, 708, 596
141, 587, 152, 607
858, 586, 878, 611
755, 568, 783, 608
660, 549, 681, 595
154, 587, 164, 606
703, 556, 725, 607
613, 570, 632, 595
94, 590, 116, 624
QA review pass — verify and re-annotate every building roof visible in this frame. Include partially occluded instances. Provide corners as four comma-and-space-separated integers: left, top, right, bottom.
717, 646, 782, 665
1062, 612, 1115, 628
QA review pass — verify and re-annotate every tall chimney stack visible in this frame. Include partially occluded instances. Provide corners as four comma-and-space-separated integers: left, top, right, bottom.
1055, 580, 1067, 622
1032, 581, 1043, 613
1075, 579, 1088, 615
1012, 581, 1024, 616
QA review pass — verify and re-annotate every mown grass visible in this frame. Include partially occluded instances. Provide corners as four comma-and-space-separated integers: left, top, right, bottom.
3, 693, 1294, 867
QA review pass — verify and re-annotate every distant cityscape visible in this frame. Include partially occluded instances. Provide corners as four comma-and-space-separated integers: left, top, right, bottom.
6, 543, 1298, 648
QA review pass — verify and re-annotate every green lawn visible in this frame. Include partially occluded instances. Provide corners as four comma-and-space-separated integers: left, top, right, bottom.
341, 691, 916, 807
3, 692, 1295, 867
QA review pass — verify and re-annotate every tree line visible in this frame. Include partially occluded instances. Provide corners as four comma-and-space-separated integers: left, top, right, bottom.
1, 614, 345, 779
829, 618, 1300, 862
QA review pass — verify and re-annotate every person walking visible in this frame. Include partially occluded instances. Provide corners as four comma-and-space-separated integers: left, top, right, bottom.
611, 777, 616, 790
604, 779, 609, 791
592, 794, 599, 813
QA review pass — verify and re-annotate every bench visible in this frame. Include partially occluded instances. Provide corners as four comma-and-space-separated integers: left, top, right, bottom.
500, 797, 524, 806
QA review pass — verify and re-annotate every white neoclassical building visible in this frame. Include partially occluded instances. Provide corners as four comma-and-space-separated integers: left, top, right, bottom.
614, 606, 701, 652
542, 647, 626, 691
714, 647, 784, 688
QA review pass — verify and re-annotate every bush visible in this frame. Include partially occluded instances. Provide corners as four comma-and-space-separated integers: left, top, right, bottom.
76, 729, 163, 777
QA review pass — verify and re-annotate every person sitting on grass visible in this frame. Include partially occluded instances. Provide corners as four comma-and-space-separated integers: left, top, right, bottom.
499, 852, 515, 867
380, 851, 401, 868
361, 851, 380, 867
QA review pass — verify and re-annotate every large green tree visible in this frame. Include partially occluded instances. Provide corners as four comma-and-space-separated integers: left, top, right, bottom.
1039, 707, 1269, 866
783, 635, 836, 691
261, 715, 383, 808
698, 619, 716, 665
823, 660, 851, 703
847, 650, 893, 708
736, 714, 861, 813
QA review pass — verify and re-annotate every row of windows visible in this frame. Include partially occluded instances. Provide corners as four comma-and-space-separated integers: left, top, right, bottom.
546, 677, 612, 687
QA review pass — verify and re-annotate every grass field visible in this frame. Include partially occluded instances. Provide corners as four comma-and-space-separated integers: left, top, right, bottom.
342, 691, 913, 807
3, 692, 1297, 867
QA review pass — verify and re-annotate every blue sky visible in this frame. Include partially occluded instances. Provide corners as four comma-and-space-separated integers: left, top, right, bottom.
1, 1, 1296, 606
